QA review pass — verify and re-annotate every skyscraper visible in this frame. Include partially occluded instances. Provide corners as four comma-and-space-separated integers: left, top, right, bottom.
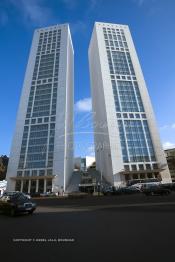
6, 24, 74, 194
88, 22, 171, 187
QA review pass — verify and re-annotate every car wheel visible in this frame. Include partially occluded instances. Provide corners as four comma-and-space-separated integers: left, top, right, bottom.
10, 208, 15, 217
28, 210, 34, 215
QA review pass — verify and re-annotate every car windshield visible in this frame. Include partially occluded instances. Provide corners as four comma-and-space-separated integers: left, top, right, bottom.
3, 192, 18, 196
11, 193, 28, 201
2, 192, 28, 201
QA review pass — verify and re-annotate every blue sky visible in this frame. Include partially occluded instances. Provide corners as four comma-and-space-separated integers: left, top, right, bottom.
0, 0, 175, 157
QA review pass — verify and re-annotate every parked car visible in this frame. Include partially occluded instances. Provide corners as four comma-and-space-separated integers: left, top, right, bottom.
161, 182, 175, 191
141, 184, 171, 196
40, 192, 58, 197
2, 191, 31, 199
102, 186, 121, 196
30, 192, 41, 198
0, 191, 37, 216
119, 186, 141, 194
102, 185, 141, 195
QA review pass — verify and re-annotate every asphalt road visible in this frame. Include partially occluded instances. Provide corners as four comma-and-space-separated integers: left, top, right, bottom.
1, 194, 175, 262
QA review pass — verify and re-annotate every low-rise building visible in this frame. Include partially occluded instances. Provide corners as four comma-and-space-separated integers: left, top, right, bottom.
165, 148, 175, 182
74, 156, 95, 171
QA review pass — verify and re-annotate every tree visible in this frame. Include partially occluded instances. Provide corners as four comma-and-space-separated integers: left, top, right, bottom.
0, 155, 9, 181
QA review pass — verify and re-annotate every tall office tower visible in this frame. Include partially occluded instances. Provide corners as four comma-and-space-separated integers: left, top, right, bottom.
6, 24, 74, 194
89, 22, 171, 187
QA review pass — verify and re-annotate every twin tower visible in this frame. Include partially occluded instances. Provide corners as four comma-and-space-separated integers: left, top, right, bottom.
6, 22, 171, 194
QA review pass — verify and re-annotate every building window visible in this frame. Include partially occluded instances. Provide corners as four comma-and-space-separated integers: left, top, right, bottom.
140, 174, 145, 179
124, 165, 130, 171
147, 173, 153, 178
32, 170, 37, 176
123, 120, 150, 162
153, 163, 158, 170
25, 120, 29, 124
44, 117, 49, 122
39, 170, 45, 176
15, 181, 21, 191
146, 164, 151, 170
139, 164, 144, 170
17, 171, 23, 177
31, 119, 36, 124
24, 170, 30, 176
131, 165, 137, 171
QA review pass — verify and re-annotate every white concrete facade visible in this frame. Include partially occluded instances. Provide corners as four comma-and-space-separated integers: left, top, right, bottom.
6, 24, 74, 194
89, 22, 171, 187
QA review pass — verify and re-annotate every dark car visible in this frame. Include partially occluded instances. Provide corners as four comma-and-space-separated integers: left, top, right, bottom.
102, 186, 140, 195
102, 186, 121, 196
119, 186, 141, 194
0, 191, 37, 216
141, 184, 171, 196
161, 182, 175, 191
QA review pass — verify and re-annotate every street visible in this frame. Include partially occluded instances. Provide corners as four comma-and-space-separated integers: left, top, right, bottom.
1, 194, 175, 262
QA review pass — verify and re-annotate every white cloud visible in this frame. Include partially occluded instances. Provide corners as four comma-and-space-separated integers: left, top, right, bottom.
9, 0, 53, 26
75, 98, 92, 113
160, 123, 175, 130
163, 142, 175, 150
160, 125, 169, 130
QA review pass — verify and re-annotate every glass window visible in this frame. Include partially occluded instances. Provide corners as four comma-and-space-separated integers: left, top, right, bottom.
24, 170, 30, 176
31, 119, 36, 124
111, 51, 131, 75
47, 169, 52, 176
117, 81, 139, 112
121, 120, 151, 162
131, 165, 137, 171
139, 164, 144, 170
153, 163, 158, 170
17, 171, 23, 177
44, 117, 49, 122
38, 118, 42, 123
51, 116, 56, 122
129, 114, 134, 118
39, 170, 45, 176
146, 164, 151, 170
32, 170, 37, 176
15, 181, 21, 191
124, 165, 130, 171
